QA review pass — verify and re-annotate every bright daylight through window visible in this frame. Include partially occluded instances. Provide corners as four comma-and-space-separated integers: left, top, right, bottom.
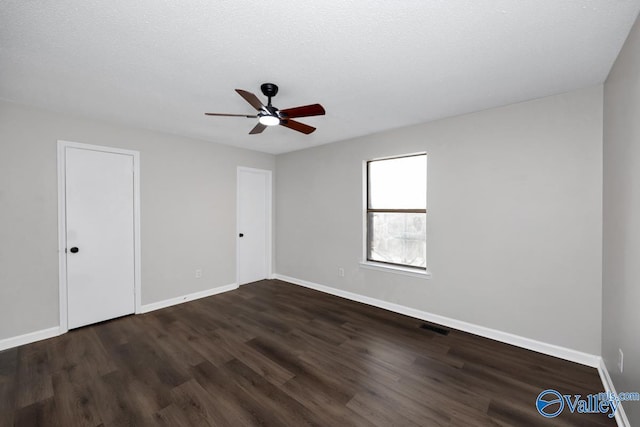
367, 154, 427, 270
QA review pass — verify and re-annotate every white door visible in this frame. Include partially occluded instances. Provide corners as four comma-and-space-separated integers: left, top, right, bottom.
237, 167, 271, 285
64, 146, 136, 329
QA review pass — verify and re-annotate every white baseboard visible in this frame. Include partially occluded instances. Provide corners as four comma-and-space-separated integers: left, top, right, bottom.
598, 358, 631, 427
273, 274, 601, 368
138, 283, 238, 314
0, 326, 61, 352
0, 284, 238, 352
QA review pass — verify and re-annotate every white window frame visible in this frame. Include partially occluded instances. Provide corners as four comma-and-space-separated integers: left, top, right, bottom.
360, 153, 431, 279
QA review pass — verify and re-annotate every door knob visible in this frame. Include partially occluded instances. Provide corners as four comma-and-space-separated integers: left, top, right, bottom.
69, 247, 79, 253
239, 233, 244, 237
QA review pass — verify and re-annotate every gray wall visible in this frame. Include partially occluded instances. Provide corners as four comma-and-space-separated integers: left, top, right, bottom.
0, 100, 275, 340
603, 12, 640, 425
276, 86, 603, 354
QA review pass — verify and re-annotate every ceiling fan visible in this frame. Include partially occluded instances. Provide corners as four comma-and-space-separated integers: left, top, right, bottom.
205, 83, 325, 135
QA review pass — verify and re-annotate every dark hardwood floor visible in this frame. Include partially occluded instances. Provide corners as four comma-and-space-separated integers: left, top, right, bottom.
0, 279, 614, 426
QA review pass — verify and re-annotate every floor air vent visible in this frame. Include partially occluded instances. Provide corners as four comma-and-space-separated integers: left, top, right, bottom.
420, 323, 450, 336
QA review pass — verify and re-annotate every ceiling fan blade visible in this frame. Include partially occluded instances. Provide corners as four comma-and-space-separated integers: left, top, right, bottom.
205, 113, 257, 118
280, 104, 326, 119
235, 89, 265, 111
249, 123, 267, 134
280, 119, 316, 134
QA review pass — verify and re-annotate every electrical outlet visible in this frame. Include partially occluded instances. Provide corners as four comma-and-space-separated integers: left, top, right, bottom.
618, 348, 624, 373
338, 267, 345, 277
195, 269, 202, 279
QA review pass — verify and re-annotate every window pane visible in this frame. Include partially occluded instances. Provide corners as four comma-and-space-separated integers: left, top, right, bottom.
369, 155, 426, 209
368, 212, 426, 268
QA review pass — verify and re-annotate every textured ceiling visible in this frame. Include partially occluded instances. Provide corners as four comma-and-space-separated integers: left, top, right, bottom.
1, 1, 639, 154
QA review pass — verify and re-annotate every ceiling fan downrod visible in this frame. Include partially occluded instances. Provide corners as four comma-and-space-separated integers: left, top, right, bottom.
260, 83, 279, 107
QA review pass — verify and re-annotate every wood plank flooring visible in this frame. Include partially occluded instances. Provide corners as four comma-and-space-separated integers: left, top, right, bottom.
0, 279, 614, 426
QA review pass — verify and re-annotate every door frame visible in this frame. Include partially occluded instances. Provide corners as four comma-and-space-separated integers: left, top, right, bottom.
57, 140, 142, 333
236, 166, 273, 285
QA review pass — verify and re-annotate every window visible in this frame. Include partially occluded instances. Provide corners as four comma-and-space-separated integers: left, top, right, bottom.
366, 154, 427, 270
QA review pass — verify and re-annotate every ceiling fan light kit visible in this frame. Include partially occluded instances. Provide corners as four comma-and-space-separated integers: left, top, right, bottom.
205, 83, 325, 135
258, 115, 280, 126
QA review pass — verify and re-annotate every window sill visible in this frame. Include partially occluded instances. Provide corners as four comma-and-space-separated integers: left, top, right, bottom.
359, 261, 432, 279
